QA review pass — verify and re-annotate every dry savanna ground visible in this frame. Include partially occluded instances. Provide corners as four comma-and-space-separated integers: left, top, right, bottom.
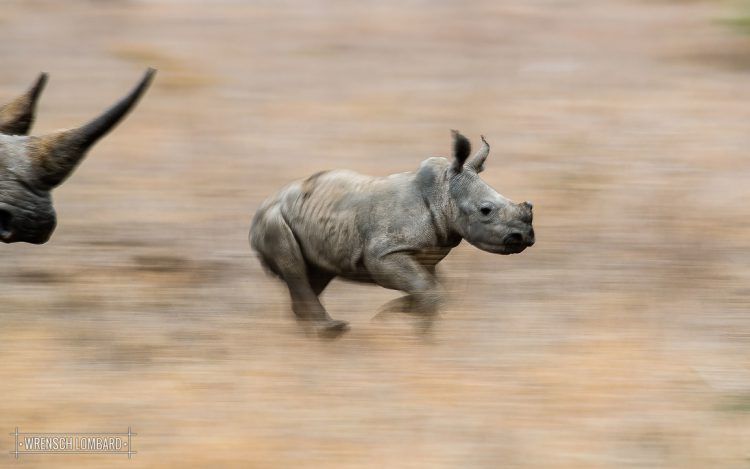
0, 0, 749, 467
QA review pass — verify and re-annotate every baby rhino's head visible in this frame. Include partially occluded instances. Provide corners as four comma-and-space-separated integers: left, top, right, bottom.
446, 131, 534, 255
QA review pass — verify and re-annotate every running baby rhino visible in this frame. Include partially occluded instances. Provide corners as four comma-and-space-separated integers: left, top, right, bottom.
250, 131, 535, 337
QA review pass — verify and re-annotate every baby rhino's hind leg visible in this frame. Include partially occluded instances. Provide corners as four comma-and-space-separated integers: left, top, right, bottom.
253, 207, 349, 338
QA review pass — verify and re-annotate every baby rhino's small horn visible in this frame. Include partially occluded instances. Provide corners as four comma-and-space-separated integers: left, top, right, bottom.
0, 73, 48, 135
466, 135, 489, 173
29, 68, 156, 189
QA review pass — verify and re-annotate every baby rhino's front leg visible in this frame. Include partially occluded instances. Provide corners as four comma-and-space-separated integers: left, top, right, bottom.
366, 253, 442, 332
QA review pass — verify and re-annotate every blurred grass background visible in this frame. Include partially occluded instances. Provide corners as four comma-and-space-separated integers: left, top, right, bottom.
724, 0, 750, 33
0, 0, 749, 468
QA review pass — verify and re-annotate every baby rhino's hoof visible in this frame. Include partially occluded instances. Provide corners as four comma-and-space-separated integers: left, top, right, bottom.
317, 319, 350, 339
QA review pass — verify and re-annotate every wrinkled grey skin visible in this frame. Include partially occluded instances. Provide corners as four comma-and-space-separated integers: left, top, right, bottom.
250, 131, 535, 337
0, 69, 156, 244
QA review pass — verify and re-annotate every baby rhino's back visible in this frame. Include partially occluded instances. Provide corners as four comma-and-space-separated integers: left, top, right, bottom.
279, 170, 380, 275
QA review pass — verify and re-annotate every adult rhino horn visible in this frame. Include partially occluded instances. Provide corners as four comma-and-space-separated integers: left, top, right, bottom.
0, 73, 49, 135
29, 68, 156, 189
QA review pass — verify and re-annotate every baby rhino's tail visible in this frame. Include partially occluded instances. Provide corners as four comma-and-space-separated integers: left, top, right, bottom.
249, 198, 281, 277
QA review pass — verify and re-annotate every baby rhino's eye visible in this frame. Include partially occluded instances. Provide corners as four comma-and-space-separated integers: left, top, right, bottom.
479, 204, 495, 216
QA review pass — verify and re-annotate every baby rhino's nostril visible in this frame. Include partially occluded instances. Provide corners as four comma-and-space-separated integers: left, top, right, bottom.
506, 232, 524, 245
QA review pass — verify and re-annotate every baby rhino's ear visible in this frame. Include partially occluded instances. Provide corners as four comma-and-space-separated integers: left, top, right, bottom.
466, 135, 489, 173
450, 130, 471, 173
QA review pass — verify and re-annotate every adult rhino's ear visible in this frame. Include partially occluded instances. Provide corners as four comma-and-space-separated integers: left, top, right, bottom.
27, 68, 155, 189
451, 129, 471, 173
466, 135, 489, 173
0, 73, 48, 135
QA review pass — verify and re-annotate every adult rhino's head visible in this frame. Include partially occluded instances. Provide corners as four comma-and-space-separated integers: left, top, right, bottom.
0, 69, 155, 244
446, 130, 534, 255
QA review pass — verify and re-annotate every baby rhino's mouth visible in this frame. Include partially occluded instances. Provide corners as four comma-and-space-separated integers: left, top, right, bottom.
472, 238, 528, 255
502, 243, 527, 254
500, 232, 530, 254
